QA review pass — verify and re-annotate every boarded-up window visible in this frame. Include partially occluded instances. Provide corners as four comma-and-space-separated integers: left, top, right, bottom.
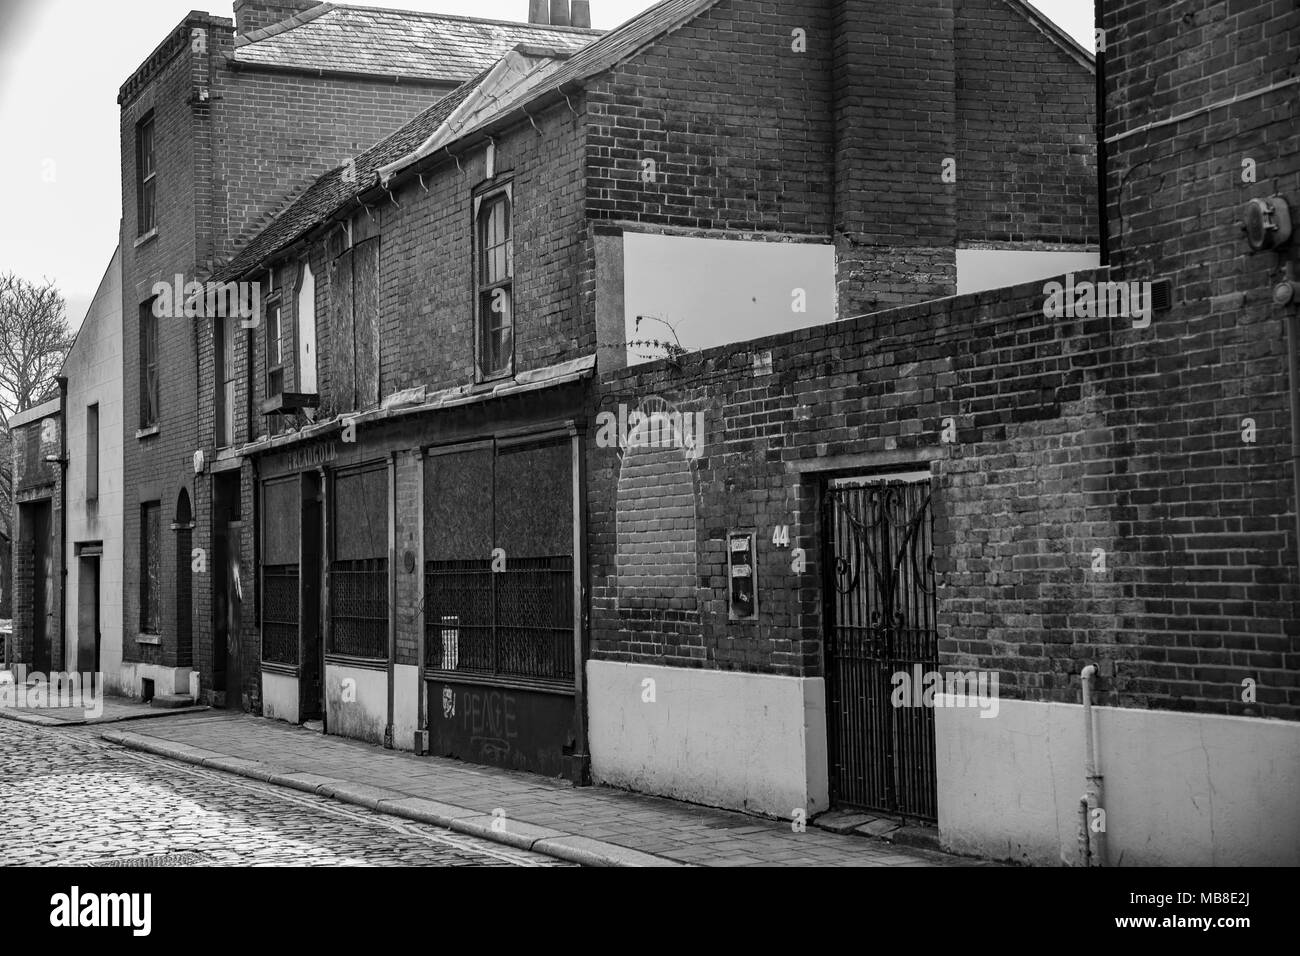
141, 502, 161, 633
424, 437, 573, 684
262, 477, 301, 667
329, 464, 387, 659
327, 238, 380, 415
140, 302, 159, 427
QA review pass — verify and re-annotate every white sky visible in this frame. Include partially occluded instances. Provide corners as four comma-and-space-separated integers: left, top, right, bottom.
0, 0, 1092, 329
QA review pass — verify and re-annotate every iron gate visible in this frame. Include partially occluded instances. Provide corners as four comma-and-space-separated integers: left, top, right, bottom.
822, 476, 939, 822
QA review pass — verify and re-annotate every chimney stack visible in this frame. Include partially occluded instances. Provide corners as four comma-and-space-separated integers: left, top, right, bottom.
549, 0, 570, 27
528, 0, 549, 25
232, 0, 317, 36
571, 1, 591, 28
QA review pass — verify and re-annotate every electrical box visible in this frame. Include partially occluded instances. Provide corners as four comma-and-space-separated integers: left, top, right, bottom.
727, 531, 758, 620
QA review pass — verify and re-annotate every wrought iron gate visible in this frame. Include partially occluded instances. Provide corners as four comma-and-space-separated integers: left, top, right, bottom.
822, 476, 939, 822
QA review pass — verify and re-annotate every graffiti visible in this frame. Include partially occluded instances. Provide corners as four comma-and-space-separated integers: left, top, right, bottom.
441, 686, 455, 719
451, 687, 518, 760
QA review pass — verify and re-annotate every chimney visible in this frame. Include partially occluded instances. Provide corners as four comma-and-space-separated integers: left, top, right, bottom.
528, 0, 549, 25
549, 0, 570, 27
233, 0, 318, 36
571, 1, 591, 28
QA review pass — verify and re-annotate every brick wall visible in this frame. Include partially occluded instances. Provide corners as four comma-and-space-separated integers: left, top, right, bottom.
1097, 0, 1300, 719
955, 0, 1097, 245
589, 263, 1300, 719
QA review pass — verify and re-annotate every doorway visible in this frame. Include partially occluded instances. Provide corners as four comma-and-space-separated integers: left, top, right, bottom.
300, 471, 324, 722
821, 472, 939, 823
76, 550, 102, 687
212, 473, 243, 709
21, 501, 54, 674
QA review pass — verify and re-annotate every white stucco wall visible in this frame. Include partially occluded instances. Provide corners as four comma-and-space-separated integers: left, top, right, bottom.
936, 698, 1300, 866
261, 670, 300, 724
61, 248, 123, 689
325, 662, 387, 746
587, 660, 828, 818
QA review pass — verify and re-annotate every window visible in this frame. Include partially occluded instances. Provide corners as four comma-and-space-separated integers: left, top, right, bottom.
86, 404, 99, 502
217, 315, 236, 447
141, 502, 161, 634
266, 298, 283, 398
328, 464, 388, 659
140, 301, 159, 427
261, 478, 300, 666
424, 437, 574, 685
296, 261, 317, 394
475, 188, 513, 380
136, 113, 156, 236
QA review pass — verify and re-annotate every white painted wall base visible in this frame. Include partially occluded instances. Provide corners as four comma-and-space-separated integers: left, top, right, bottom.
587, 660, 828, 818
261, 671, 300, 725
325, 663, 387, 746
392, 664, 419, 752
113, 663, 191, 700
936, 698, 1300, 866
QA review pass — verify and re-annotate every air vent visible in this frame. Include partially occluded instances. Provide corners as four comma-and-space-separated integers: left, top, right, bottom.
1151, 278, 1173, 312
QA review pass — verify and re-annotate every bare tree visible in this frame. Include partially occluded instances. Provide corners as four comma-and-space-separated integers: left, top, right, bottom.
0, 272, 74, 542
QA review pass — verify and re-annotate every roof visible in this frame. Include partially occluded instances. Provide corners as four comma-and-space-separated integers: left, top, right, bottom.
214, 0, 723, 280
231, 3, 601, 84
214, 76, 485, 282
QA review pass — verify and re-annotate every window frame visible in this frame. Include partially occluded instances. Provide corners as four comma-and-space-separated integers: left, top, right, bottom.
139, 300, 159, 428
136, 112, 157, 237
140, 501, 162, 635
473, 181, 514, 383
265, 293, 284, 399
86, 403, 99, 502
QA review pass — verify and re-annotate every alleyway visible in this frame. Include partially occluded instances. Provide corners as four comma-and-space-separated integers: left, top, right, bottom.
0, 720, 567, 866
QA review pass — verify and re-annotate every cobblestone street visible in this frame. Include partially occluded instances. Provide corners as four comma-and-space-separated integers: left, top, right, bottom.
0, 720, 569, 867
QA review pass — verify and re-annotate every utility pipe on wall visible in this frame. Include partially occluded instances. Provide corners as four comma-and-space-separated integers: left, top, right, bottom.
1078, 664, 1106, 866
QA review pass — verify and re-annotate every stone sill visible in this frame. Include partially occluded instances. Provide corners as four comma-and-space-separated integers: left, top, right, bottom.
135, 634, 162, 646
133, 229, 158, 249
136, 425, 160, 440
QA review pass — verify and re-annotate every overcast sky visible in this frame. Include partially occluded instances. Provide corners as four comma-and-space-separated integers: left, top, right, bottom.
0, 0, 1092, 330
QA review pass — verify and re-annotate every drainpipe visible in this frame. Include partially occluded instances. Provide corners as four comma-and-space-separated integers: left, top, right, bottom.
1094, 0, 1108, 267
384, 451, 396, 750
1078, 664, 1106, 866
1284, 301, 1300, 567
56, 376, 69, 674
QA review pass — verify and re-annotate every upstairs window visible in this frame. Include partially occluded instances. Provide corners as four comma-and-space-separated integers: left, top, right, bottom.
266, 297, 284, 398
136, 113, 156, 236
475, 187, 513, 381
86, 404, 99, 502
139, 301, 159, 428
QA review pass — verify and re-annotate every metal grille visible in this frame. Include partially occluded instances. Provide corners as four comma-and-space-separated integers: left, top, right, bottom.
425, 555, 573, 683
329, 558, 388, 659
262, 564, 299, 666
823, 478, 938, 823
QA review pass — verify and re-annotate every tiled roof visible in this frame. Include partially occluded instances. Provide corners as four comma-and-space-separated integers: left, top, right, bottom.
215, 0, 725, 282
231, 3, 601, 83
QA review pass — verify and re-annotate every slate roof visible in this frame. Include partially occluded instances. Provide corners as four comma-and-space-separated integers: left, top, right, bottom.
231, 3, 601, 83
215, 0, 724, 282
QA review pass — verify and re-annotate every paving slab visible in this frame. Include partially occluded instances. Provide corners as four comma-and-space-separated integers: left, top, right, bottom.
91, 711, 984, 868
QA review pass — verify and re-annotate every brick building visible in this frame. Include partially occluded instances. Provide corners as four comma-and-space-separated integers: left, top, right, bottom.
8, 400, 63, 677
586, 0, 1300, 866
190, 0, 1097, 783
115, 0, 598, 707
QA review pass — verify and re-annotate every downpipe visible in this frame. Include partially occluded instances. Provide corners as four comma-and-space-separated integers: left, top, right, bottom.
1077, 664, 1106, 866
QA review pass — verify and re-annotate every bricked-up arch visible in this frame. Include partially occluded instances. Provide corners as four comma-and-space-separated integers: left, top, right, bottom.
615, 399, 699, 611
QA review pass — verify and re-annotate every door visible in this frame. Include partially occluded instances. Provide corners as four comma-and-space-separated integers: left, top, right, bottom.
212, 473, 243, 709
822, 474, 939, 823
76, 554, 101, 684
29, 502, 53, 674
299, 471, 324, 721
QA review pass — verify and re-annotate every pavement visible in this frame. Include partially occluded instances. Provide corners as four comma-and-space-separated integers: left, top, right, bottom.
0, 692, 209, 726
0, 719, 568, 866
94, 711, 990, 868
